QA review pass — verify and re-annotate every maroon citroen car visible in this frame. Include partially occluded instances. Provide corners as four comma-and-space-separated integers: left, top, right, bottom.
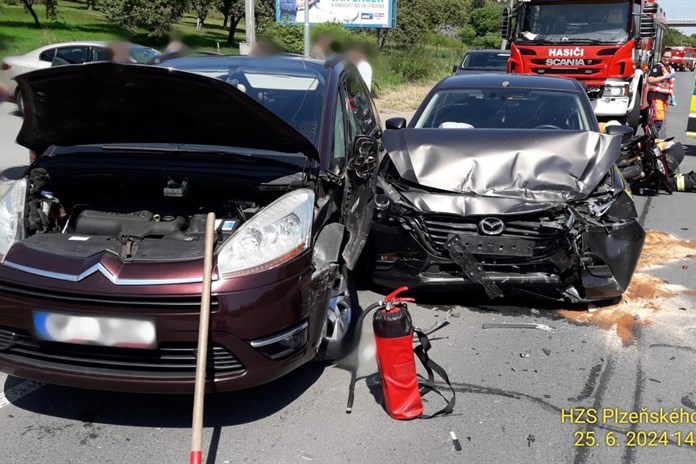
0, 57, 381, 392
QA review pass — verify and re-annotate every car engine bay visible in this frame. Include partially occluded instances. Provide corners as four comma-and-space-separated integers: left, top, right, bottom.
21, 167, 269, 262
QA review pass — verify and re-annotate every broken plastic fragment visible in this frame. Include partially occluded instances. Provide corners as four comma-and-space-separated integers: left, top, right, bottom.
482, 323, 555, 332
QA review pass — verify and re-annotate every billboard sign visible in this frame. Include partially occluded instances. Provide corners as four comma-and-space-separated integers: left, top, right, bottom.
276, 0, 395, 28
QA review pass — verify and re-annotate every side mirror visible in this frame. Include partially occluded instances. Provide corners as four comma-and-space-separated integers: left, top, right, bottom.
351, 136, 379, 179
452, 64, 459, 74
500, 7, 512, 40
605, 124, 635, 143
643, 3, 658, 14
639, 14, 656, 38
385, 117, 407, 130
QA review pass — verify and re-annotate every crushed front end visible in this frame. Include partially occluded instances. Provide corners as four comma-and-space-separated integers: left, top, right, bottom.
371, 167, 645, 302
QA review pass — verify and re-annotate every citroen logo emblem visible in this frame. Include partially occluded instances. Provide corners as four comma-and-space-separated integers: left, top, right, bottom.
479, 217, 505, 236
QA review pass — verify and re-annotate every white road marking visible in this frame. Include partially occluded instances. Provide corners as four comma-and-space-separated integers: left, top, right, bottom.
0, 380, 44, 409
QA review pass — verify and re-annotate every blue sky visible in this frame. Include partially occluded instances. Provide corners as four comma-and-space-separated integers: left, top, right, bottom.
660, 0, 696, 35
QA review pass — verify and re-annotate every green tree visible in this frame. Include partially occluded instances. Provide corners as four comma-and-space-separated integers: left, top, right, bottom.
19, 0, 57, 28
102, 0, 189, 38
217, 0, 245, 44
192, 0, 215, 31
469, 3, 503, 36
469, 0, 486, 11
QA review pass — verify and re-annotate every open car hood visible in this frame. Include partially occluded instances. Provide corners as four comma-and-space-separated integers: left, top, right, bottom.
384, 129, 621, 205
15, 62, 319, 160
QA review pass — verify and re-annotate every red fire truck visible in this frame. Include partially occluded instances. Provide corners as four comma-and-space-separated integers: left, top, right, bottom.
671, 47, 695, 72
501, 0, 669, 129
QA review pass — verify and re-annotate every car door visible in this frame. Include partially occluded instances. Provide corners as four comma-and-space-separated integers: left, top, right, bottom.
337, 70, 381, 269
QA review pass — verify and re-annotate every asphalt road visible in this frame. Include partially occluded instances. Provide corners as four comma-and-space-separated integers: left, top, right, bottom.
1, 73, 696, 464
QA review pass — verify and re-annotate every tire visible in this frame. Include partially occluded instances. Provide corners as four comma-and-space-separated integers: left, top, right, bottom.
627, 94, 641, 131
15, 89, 24, 117
315, 266, 361, 361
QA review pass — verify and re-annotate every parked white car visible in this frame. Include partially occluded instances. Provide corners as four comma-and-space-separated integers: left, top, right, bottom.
0, 41, 159, 114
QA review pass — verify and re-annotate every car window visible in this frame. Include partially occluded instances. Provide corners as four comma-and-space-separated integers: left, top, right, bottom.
92, 47, 111, 62
341, 72, 377, 137
54, 46, 90, 65
129, 46, 160, 64
39, 49, 56, 62
161, 60, 327, 145
414, 88, 592, 131
462, 52, 509, 70
331, 98, 348, 169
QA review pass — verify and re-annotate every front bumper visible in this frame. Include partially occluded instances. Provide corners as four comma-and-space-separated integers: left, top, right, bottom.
591, 96, 630, 118
370, 211, 644, 302
0, 253, 334, 393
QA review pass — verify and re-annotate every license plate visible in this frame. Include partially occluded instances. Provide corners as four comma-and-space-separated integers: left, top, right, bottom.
33, 311, 156, 349
457, 235, 536, 257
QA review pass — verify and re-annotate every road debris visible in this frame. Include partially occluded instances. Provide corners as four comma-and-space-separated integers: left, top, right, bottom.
482, 323, 555, 332
527, 434, 536, 447
450, 431, 462, 451
542, 348, 551, 356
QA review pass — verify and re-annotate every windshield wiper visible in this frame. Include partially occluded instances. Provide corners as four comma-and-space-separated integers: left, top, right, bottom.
562, 38, 614, 45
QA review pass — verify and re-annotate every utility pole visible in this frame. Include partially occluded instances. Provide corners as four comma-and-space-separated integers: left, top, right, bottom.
241, 0, 256, 55
304, 0, 310, 57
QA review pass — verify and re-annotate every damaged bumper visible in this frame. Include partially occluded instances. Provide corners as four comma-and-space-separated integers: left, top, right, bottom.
371, 189, 645, 302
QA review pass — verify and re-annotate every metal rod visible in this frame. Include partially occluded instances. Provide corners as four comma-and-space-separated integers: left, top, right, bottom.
190, 212, 216, 464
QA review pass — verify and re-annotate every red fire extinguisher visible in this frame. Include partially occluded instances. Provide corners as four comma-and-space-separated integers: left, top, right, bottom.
346, 287, 455, 420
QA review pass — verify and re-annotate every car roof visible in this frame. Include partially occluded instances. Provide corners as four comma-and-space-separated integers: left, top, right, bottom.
157, 55, 335, 77
466, 49, 511, 55
436, 74, 582, 92
31, 41, 154, 52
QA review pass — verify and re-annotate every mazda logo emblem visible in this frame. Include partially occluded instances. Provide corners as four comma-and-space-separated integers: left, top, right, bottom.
479, 217, 505, 236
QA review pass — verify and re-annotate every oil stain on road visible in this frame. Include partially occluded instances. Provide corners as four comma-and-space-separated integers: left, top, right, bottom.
559, 230, 696, 346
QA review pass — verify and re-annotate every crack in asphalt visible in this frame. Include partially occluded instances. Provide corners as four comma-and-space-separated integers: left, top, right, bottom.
568, 363, 603, 402
572, 355, 615, 464
649, 343, 696, 353
622, 326, 645, 464
638, 195, 653, 227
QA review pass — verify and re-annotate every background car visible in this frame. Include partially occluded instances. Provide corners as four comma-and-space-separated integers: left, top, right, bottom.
372, 74, 645, 303
0, 41, 160, 115
452, 49, 510, 75
0, 56, 381, 393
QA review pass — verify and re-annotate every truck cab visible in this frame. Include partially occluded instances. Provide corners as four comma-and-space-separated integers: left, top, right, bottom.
502, 0, 668, 128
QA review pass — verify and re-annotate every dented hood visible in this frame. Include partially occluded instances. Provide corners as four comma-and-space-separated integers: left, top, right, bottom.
15, 62, 319, 160
384, 129, 621, 205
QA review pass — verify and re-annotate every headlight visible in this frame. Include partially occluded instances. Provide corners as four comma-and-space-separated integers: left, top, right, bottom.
602, 85, 629, 97
217, 189, 314, 278
0, 179, 27, 262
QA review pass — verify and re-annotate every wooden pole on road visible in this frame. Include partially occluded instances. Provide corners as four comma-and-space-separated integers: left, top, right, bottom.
190, 212, 216, 464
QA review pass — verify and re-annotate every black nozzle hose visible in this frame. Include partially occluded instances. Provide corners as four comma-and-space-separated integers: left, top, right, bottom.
346, 301, 383, 414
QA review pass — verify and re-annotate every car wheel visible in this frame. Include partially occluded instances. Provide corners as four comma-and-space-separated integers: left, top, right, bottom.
316, 266, 361, 361
15, 89, 24, 117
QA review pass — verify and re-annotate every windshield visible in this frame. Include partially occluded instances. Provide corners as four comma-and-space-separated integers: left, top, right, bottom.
129, 46, 160, 63
461, 52, 510, 70
517, 0, 631, 44
414, 88, 592, 130
163, 60, 326, 145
